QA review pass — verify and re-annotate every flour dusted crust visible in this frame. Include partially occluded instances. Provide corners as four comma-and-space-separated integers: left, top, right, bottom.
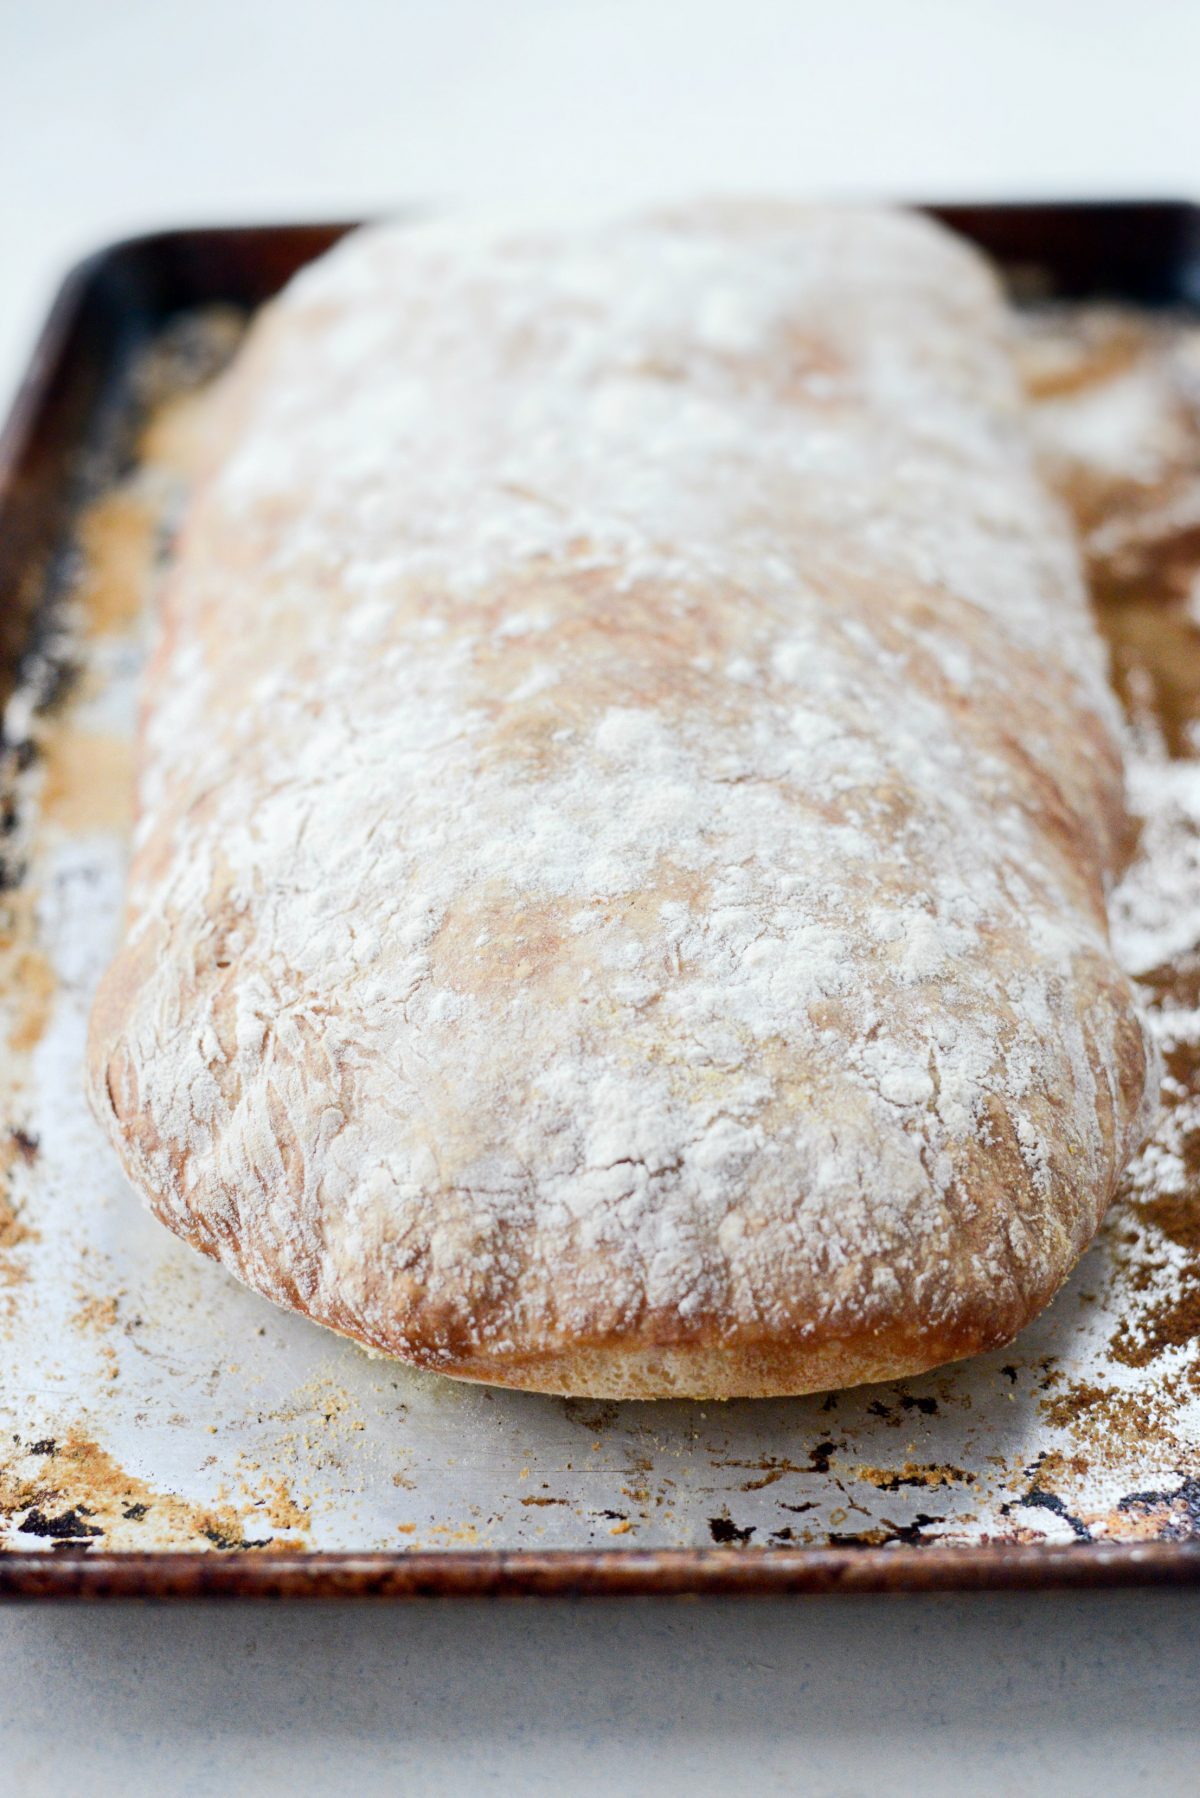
87, 204, 1160, 1398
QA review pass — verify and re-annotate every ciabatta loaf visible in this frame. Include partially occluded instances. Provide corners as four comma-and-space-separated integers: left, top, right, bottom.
87, 205, 1159, 1396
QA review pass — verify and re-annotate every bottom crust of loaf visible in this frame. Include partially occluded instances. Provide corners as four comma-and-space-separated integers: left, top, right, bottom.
155, 1200, 1043, 1400
342, 1323, 1004, 1401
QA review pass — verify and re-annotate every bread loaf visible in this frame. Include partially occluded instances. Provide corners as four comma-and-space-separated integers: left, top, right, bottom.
87, 205, 1159, 1397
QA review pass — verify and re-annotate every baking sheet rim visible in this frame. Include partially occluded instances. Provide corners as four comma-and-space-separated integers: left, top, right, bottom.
3, 1541, 1200, 1600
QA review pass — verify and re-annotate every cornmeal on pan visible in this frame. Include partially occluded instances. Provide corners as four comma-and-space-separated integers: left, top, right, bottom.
87, 204, 1160, 1398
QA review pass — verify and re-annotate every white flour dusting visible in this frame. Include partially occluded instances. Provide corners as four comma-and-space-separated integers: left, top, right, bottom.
85, 208, 1157, 1387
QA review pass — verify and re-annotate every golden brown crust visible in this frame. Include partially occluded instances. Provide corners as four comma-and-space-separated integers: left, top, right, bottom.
87, 205, 1159, 1397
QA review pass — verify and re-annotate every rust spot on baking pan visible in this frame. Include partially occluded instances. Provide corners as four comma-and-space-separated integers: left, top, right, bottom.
2, 928, 55, 1057
0, 1127, 39, 1268
74, 489, 159, 637
0, 1190, 35, 1255
70, 1293, 120, 1333
1040, 1379, 1121, 1430
9, 1128, 38, 1163
39, 728, 132, 834
18, 1505, 102, 1541
850, 1462, 976, 1493
999, 1446, 1200, 1546
132, 307, 245, 478
1134, 1190, 1200, 1255
1020, 312, 1148, 402
1110, 1288, 1200, 1370
712, 1442, 846, 1484
708, 1513, 755, 1544
0, 1432, 311, 1553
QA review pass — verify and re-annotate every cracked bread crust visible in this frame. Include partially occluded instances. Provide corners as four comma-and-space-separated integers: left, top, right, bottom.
87, 204, 1159, 1397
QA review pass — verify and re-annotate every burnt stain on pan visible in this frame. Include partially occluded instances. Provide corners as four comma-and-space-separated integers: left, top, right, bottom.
18, 1505, 102, 1541
0, 1432, 311, 1554
708, 1513, 755, 1545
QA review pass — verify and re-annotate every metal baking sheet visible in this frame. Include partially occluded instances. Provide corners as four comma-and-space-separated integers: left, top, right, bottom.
2, 206, 1200, 1597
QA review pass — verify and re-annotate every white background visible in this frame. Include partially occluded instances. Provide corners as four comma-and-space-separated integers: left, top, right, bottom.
2, 2, 1199, 1791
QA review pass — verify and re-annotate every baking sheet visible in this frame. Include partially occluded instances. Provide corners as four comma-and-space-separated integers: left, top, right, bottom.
1, 291, 1199, 1573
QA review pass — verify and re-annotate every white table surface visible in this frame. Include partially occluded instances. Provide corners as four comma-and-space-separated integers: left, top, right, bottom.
2, 3, 1199, 1792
